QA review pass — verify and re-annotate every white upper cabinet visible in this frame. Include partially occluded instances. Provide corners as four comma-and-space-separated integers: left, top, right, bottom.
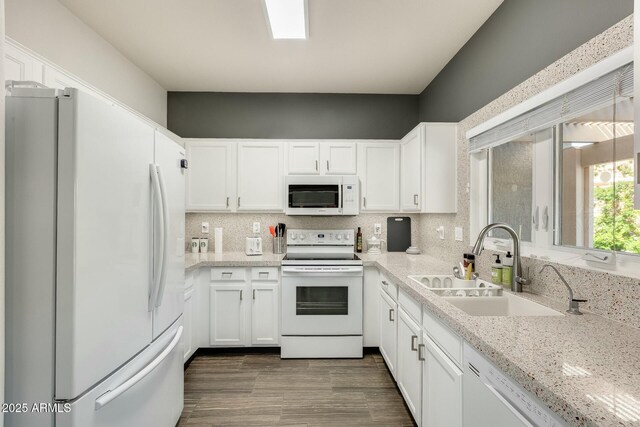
423, 123, 457, 213
401, 126, 423, 211
287, 141, 357, 175
358, 142, 400, 211
237, 141, 285, 211
401, 123, 457, 213
185, 140, 237, 212
4, 43, 45, 83
288, 142, 320, 174
321, 142, 357, 175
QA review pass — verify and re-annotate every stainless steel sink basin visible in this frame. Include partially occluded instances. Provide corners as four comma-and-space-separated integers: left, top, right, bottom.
442, 293, 563, 317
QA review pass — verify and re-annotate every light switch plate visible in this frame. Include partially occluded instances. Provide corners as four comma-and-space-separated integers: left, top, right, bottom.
374, 223, 382, 235
201, 222, 210, 234
252, 222, 261, 234
455, 227, 463, 241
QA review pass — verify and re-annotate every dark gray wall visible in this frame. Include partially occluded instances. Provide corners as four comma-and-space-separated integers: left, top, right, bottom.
168, 92, 418, 139
418, 0, 633, 122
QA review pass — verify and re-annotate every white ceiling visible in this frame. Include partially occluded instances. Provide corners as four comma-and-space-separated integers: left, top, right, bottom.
58, 0, 503, 94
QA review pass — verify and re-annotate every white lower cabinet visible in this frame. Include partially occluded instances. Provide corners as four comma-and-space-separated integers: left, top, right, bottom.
421, 333, 462, 427
379, 288, 398, 377
209, 284, 247, 346
183, 288, 195, 362
251, 283, 279, 345
206, 268, 279, 348
397, 307, 422, 424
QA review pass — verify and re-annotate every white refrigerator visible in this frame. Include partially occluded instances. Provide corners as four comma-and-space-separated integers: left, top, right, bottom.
5, 86, 186, 426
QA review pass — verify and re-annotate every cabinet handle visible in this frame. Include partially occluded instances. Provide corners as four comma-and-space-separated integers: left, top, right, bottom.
222, 272, 232, 278
259, 271, 269, 278
363, 197, 367, 208
252, 289, 256, 300
240, 290, 243, 301
315, 160, 318, 171
418, 344, 425, 361
226, 197, 229, 208
381, 280, 388, 287
414, 194, 419, 205
542, 206, 549, 231
389, 308, 395, 322
326, 160, 330, 171
238, 197, 241, 208
411, 335, 418, 351
533, 206, 539, 230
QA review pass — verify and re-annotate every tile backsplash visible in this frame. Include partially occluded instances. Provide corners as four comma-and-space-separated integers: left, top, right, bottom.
186, 213, 422, 253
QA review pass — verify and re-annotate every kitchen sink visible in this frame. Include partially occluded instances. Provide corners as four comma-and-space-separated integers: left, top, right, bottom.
442, 293, 563, 317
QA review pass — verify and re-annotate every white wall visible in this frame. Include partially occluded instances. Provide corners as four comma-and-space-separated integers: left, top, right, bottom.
5, 0, 167, 126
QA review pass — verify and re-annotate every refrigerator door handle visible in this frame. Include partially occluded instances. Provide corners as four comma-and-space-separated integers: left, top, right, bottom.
94, 325, 183, 410
155, 165, 170, 308
149, 164, 164, 311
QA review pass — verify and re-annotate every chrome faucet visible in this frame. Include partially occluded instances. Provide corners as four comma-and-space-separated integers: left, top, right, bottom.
471, 223, 528, 292
539, 264, 587, 315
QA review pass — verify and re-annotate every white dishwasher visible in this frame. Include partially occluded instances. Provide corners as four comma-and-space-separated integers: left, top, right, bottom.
463, 343, 567, 427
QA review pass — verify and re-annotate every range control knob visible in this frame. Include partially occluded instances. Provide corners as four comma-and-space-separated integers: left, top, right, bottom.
345, 233, 351, 241
336, 234, 342, 240
290, 233, 297, 240
299, 234, 306, 240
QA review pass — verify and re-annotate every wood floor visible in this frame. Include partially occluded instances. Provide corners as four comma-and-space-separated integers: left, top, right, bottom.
178, 351, 417, 426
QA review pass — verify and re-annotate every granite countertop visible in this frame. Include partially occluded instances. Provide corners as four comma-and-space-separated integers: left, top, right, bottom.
186, 251, 640, 427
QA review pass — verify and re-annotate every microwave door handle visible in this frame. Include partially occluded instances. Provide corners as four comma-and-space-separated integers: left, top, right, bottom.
338, 183, 343, 212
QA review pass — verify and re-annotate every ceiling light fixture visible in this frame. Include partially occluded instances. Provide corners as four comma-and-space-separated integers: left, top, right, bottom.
264, 0, 308, 40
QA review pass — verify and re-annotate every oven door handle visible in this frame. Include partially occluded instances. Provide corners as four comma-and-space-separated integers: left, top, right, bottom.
281, 266, 363, 275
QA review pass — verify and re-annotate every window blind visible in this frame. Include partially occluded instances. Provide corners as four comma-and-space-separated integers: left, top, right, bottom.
469, 63, 633, 153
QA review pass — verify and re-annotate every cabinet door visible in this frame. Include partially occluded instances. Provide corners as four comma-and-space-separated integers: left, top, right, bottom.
183, 289, 194, 362
185, 140, 236, 211
401, 126, 423, 211
379, 289, 398, 377
251, 284, 279, 345
423, 123, 457, 213
4, 43, 45, 83
321, 142, 357, 175
209, 285, 247, 346
359, 142, 400, 211
288, 142, 320, 174
397, 307, 422, 424
237, 142, 284, 211
422, 333, 462, 427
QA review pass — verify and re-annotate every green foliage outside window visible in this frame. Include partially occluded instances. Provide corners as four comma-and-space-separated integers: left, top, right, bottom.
593, 160, 640, 254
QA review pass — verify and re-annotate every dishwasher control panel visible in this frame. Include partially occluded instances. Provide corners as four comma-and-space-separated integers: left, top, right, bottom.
464, 343, 567, 427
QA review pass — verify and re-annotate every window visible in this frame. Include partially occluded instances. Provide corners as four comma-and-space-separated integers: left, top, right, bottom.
469, 56, 639, 264
558, 97, 639, 254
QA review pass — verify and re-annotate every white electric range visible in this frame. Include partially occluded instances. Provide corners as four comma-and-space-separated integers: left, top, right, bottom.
280, 229, 363, 358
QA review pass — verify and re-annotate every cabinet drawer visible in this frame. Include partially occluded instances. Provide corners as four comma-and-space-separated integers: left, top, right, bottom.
210, 268, 246, 282
398, 288, 421, 325
423, 309, 462, 367
379, 272, 398, 301
251, 268, 279, 282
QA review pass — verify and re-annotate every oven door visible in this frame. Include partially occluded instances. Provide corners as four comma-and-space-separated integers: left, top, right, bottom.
285, 176, 343, 215
281, 266, 363, 335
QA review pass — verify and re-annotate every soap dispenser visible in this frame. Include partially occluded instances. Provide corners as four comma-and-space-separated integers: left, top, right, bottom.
491, 254, 503, 285
502, 251, 513, 287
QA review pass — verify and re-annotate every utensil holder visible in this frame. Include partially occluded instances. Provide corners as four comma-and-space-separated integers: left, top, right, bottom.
273, 237, 284, 254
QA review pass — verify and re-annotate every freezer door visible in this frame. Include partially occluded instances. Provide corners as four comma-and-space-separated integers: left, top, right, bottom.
57, 318, 184, 427
152, 130, 186, 339
56, 89, 154, 400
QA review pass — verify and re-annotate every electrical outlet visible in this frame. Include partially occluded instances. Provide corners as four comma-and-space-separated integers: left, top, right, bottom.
455, 227, 463, 241
201, 222, 210, 234
374, 223, 382, 235
252, 222, 261, 234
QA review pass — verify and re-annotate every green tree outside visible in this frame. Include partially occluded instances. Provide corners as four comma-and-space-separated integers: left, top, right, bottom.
593, 160, 640, 254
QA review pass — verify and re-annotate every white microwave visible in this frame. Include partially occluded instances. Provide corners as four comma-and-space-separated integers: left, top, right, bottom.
285, 175, 359, 216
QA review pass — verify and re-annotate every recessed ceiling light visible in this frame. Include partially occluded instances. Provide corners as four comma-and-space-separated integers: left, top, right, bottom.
264, 0, 308, 40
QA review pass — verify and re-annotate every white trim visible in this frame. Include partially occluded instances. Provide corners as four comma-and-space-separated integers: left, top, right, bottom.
466, 46, 633, 140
